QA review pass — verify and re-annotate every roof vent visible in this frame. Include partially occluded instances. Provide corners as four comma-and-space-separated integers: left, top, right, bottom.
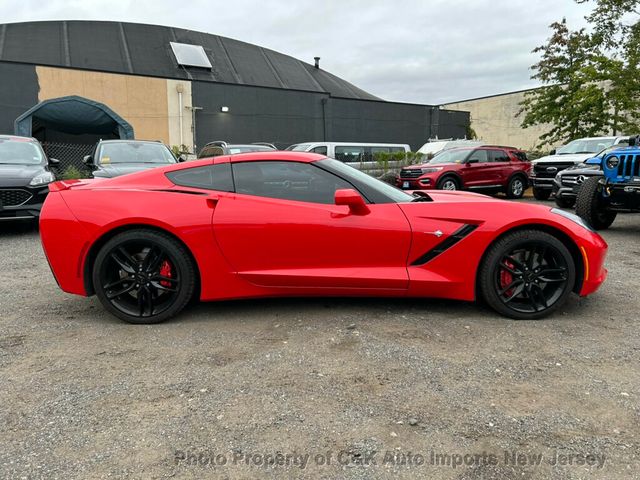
314, 56, 321, 69
170, 42, 212, 69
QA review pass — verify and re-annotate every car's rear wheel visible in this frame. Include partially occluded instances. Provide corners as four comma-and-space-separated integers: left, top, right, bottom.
92, 229, 195, 324
479, 230, 575, 320
437, 176, 460, 191
532, 187, 551, 200
506, 175, 526, 199
575, 176, 617, 230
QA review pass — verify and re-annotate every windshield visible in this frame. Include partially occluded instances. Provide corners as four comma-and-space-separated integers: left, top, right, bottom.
557, 138, 616, 155
429, 149, 470, 164
98, 143, 176, 165
317, 158, 415, 203
0, 139, 45, 165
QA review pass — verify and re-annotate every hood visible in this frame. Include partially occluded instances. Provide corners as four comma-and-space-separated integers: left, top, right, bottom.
0, 163, 46, 187
405, 162, 459, 170
93, 163, 166, 178
558, 163, 601, 175
533, 153, 593, 164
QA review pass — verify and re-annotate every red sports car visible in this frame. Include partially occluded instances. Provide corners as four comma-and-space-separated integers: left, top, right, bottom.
40, 152, 607, 324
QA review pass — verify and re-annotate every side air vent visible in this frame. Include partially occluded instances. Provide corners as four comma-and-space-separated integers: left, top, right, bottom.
410, 224, 478, 266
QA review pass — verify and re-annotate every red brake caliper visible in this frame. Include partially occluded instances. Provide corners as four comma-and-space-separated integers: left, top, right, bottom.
159, 260, 172, 288
500, 259, 515, 297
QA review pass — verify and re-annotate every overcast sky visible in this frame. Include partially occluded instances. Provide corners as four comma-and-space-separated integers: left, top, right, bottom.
2, 0, 593, 104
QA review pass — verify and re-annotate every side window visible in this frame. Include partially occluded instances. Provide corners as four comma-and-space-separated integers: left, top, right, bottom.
489, 149, 510, 162
166, 163, 234, 191
389, 147, 405, 153
334, 146, 365, 162
467, 149, 489, 163
232, 161, 356, 204
311, 146, 328, 155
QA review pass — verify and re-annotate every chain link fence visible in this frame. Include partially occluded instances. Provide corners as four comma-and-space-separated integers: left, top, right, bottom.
41, 142, 94, 178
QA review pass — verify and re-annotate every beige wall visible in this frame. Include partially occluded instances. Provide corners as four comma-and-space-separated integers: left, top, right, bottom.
35, 66, 194, 150
444, 90, 551, 151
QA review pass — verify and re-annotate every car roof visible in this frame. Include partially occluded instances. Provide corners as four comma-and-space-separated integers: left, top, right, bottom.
98, 139, 165, 145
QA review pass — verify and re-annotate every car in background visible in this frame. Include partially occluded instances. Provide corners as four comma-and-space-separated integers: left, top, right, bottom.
286, 142, 411, 177
396, 145, 530, 198
551, 145, 626, 208
285, 142, 410, 160
84, 140, 179, 178
417, 139, 484, 157
197, 141, 276, 158
0, 135, 58, 221
530, 136, 629, 200
576, 136, 640, 229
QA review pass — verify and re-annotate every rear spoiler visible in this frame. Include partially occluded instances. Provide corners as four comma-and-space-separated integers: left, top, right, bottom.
48, 179, 95, 192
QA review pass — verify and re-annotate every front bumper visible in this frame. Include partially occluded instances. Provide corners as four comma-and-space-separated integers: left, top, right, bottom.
397, 176, 436, 190
530, 176, 555, 191
578, 229, 608, 297
0, 185, 49, 220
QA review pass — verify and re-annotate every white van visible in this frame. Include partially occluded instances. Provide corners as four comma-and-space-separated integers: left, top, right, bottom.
285, 142, 410, 175
417, 139, 484, 156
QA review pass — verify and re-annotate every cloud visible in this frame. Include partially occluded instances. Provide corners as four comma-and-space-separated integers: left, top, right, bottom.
1, 0, 592, 103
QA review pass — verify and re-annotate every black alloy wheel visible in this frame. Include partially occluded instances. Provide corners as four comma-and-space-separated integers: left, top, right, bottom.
479, 230, 575, 319
93, 229, 195, 324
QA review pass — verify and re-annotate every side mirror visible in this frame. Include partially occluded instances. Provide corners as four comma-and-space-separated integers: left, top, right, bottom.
334, 189, 369, 215
585, 157, 602, 165
48, 158, 60, 166
178, 153, 188, 162
83, 155, 93, 165
466, 158, 479, 164
549, 149, 557, 156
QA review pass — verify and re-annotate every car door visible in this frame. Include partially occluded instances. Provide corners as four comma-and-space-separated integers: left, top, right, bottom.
487, 149, 512, 185
459, 149, 491, 187
212, 159, 412, 290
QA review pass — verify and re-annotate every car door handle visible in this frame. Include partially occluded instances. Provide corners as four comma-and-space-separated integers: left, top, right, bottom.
424, 230, 443, 237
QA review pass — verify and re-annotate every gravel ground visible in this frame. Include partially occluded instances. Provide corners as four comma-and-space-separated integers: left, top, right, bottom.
1, 200, 639, 479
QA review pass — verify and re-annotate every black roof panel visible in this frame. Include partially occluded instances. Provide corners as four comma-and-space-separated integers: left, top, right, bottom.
0, 20, 380, 100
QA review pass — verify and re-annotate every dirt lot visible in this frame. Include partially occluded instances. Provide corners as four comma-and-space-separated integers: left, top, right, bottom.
1, 200, 639, 479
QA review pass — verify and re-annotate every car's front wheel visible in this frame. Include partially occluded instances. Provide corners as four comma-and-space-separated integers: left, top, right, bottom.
437, 176, 460, 191
479, 230, 575, 320
506, 175, 526, 199
532, 187, 551, 200
575, 176, 617, 230
92, 229, 196, 324
554, 196, 575, 209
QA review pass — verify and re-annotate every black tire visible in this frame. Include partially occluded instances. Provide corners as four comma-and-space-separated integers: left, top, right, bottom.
506, 175, 527, 199
92, 229, 196, 324
554, 196, 575, 209
479, 230, 576, 320
532, 188, 551, 200
575, 176, 617, 230
437, 176, 460, 191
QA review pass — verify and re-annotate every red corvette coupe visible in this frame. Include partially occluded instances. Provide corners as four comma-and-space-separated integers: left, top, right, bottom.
40, 152, 607, 324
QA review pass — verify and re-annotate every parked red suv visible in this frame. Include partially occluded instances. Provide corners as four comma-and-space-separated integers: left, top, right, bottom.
396, 146, 531, 198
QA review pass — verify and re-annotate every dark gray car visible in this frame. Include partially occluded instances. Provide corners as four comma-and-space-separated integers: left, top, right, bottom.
0, 135, 58, 221
84, 140, 178, 178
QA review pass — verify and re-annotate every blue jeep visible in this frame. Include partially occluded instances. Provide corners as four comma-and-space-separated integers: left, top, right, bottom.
576, 135, 640, 229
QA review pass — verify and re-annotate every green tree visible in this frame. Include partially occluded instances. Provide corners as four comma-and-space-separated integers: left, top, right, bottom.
520, 19, 610, 147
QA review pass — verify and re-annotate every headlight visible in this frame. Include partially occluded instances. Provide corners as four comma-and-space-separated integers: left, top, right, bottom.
421, 167, 443, 174
605, 156, 619, 169
551, 208, 594, 232
29, 171, 55, 186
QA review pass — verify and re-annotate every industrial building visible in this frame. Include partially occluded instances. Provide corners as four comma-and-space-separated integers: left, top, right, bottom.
0, 20, 470, 161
